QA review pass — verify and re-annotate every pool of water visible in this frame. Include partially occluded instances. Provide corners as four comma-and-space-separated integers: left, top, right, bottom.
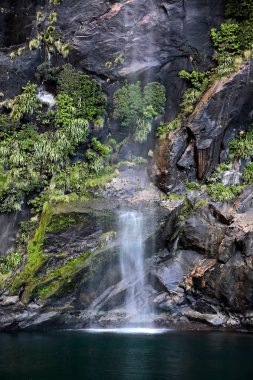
0, 329, 252, 380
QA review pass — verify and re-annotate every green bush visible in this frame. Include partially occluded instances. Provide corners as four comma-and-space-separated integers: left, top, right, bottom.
10, 83, 40, 122
133, 119, 151, 143
207, 183, 243, 202
186, 182, 201, 191
229, 128, 253, 159
225, 0, 253, 20
91, 138, 111, 158
113, 82, 144, 128
178, 70, 209, 115
57, 64, 107, 120
113, 81, 166, 130
243, 162, 253, 184
211, 23, 241, 55
179, 70, 209, 90
0, 69, 101, 211
209, 163, 232, 183
0, 251, 23, 275
157, 115, 182, 138
143, 82, 166, 116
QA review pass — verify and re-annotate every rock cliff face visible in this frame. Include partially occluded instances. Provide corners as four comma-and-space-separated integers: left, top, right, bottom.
153, 61, 253, 191
3, 0, 253, 331
0, 0, 224, 109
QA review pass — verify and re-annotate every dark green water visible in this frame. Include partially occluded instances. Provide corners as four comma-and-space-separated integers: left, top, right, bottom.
0, 330, 253, 380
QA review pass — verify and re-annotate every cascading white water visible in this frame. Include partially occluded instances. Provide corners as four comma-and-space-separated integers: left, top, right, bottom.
118, 210, 150, 321
37, 87, 56, 108
121, 0, 159, 78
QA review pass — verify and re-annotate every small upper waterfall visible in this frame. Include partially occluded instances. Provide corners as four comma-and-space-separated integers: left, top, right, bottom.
118, 210, 150, 323
37, 87, 56, 108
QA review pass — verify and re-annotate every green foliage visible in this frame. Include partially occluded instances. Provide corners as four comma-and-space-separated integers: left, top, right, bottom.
157, 115, 182, 138
46, 214, 80, 233
17, 47, 25, 56
143, 82, 166, 116
10, 84, 40, 122
180, 88, 202, 114
225, 0, 253, 20
0, 219, 35, 276
49, 0, 62, 4
91, 138, 111, 158
114, 54, 124, 65
207, 183, 243, 202
133, 119, 151, 143
113, 81, 166, 127
48, 11, 58, 23
210, 13, 253, 78
0, 61, 112, 212
10, 51, 16, 60
178, 70, 209, 115
243, 162, 253, 184
36, 63, 61, 83
168, 193, 184, 201
0, 252, 23, 275
186, 182, 202, 191
36, 11, 44, 22
179, 70, 209, 90
209, 163, 232, 183
113, 82, 143, 128
194, 199, 209, 209
229, 128, 253, 159
57, 64, 107, 120
211, 23, 241, 55
29, 38, 41, 51
113, 81, 166, 142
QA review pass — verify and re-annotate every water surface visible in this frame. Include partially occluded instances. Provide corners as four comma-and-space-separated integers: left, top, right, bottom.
0, 330, 253, 380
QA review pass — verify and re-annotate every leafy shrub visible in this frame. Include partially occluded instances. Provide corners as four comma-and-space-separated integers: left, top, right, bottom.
36, 63, 60, 84
186, 182, 201, 191
209, 163, 232, 183
10, 84, 40, 122
157, 115, 182, 138
143, 82, 166, 116
207, 183, 243, 202
57, 64, 107, 120
211, 23, 241, 55
178, 70, 209, 114
0, 251, 23, 275
133, 119, 151, 142
229, 128, 253, 159
113, 81, 166, 129
0, 74, 95, 211
225, 0, 253, 20
179, 70, 209, 90
91, 138, 111, 158
243, 162, 253, 184
194, 199, 209, 209
180, 88, 203, 114
113, 82, 144, 128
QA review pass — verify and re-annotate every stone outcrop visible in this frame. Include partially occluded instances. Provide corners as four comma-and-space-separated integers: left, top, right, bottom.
154, 61, 253, 190
0, 0, 224, 108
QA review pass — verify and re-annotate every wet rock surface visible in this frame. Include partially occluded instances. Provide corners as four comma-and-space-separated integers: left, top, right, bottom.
0, 0, 224, 106
2, 0, 253, 332
154, 61, 253, 189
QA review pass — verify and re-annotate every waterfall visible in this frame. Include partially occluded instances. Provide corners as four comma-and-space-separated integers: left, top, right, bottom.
37, 87, 56, 108
118, 210, 150, 322
120, 0, 159, 79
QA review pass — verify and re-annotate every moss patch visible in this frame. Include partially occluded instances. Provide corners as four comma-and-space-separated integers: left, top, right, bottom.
45, 213, 85, 234
10, 202, 52, 296
29, 251, 90, 300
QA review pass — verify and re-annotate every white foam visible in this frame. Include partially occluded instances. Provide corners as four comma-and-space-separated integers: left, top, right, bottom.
37, 87, 56, 108
83, 328, 170, 334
